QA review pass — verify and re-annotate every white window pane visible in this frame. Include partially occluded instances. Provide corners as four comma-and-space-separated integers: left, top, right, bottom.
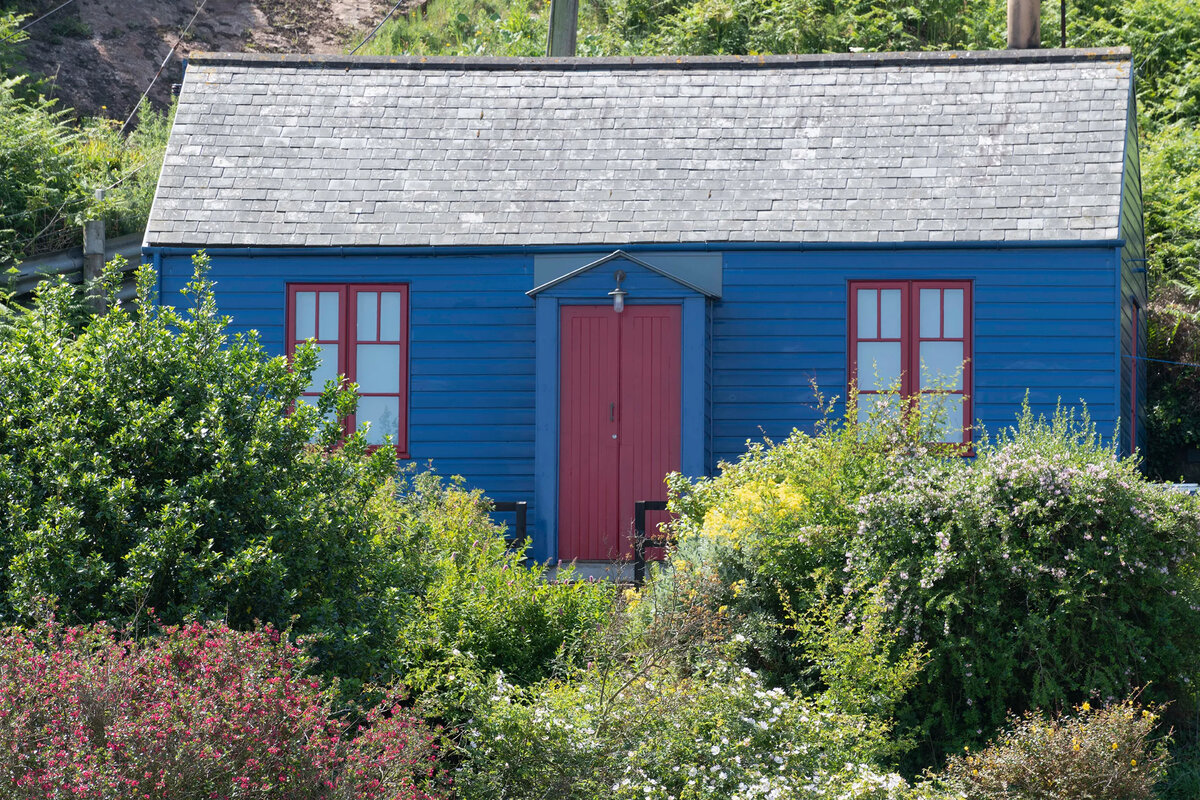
358, 396, 400, 446
856, 289, 877, 339
920, 288, 941, 338
308, 344, 339, 391
380, 292, 403, 340
857, 341, 902, 391
920, 394, 965, 443
356, 344, 401, 393
920, 341, 964, 390
357, 292, 378, 342
318, 292, 340, 340
943, 289, 964, 338
880, 289, 902, 338
295, 292, 316, 340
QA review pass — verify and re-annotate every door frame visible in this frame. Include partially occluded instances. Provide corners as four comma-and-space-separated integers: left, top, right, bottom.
530, 261, 709, 565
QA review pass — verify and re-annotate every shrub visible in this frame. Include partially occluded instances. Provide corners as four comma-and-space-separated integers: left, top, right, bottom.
936, 698, 1168, 800
456, 657, 916, 800
387, 472, 615, 720
0, 618, 446, 799
852, 407, 1200, 759
1144, 290, 1200, 480
666, 400, 1200, 766
0, 255, 415, 687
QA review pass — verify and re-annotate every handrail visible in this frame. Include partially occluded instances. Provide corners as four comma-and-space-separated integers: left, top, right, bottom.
491, 500, 528, 553
633, 500, 670, 586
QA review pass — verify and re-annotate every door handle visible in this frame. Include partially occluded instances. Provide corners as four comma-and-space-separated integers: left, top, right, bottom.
609, 402, 615, 422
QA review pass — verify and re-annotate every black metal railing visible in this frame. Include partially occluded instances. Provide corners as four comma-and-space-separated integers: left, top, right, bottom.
491, 501, 528, 553
633, 500, 670, 586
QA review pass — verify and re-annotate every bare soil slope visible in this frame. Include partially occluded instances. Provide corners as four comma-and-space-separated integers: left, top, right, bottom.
14, 0, 390, 119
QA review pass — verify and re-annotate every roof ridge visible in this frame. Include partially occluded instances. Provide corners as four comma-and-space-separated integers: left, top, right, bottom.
185, 47, 1131, 71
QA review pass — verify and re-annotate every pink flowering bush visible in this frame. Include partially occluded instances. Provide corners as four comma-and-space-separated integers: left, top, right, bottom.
0, 619, 446, 800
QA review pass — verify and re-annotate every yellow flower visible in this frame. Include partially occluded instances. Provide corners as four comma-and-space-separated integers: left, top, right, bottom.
1131, 760, 1137, 767
972, 769, 978, 776
1112, 742, 1119, 751
1081, 701, 1091, 712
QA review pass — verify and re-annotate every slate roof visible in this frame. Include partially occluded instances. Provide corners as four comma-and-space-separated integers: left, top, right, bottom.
145, 48, 1134, 248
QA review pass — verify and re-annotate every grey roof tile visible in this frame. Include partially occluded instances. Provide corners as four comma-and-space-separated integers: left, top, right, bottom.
145, 48, 1133, 248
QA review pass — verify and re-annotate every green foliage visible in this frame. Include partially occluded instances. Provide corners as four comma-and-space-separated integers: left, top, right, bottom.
388, 475, 614, 719
936, 699, 1168, 800
665, 399, 1200, 768
0, 253, 412, 686
1143, 125, 1200, 282
456, 658, 916, 800
0, 254, 616, 701
0, 8, 173, 268
1144, 291, 1200, 479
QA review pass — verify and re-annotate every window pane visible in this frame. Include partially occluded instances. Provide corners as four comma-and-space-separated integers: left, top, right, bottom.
943, 289, 964, 338
295, 292, 316, 340
920, 288, 941, 338
920, 393, 964, 443
358, 396, 400, 446
357, 292, 378, 342
919, 341, 964, 390
880, 289, 902, 338
857, 393, 902, 426
380, 292, 403, 341
356, 344, 401, 393
318, 292, 340, 340
857, 341, 902, 391
308, 344, 339, 391
856, 289, 877, 339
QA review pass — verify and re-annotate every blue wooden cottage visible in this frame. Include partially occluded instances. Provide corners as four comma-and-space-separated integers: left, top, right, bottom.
143, 47, 1145, 565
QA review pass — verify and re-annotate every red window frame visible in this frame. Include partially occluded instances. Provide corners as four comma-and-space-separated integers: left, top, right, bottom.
286, 283, 410, 458
848, 280, 973, 446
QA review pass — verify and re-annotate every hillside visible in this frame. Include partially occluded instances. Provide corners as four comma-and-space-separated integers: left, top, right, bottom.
9, 0, 391, 119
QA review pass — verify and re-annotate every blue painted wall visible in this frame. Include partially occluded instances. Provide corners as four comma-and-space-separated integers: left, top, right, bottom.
711, 245, 1123, 465
156, 241, 1124, 555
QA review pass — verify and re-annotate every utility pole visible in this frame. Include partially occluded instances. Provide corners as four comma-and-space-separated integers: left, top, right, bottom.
546, 0, 579, 57
82, 189, 106, 315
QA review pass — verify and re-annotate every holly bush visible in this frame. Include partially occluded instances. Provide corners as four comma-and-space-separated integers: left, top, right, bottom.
0, 254, 415, 685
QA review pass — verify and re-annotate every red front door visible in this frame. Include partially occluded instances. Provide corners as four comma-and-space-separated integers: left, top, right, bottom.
558, 305, 681, 561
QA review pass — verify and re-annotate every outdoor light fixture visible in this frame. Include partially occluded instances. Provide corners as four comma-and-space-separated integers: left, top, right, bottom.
609, 269, 627, 313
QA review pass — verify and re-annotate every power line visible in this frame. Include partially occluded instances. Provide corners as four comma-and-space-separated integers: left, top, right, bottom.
350, 0, 406, 55
119, 0, 208, 135
0, 0, 79, 45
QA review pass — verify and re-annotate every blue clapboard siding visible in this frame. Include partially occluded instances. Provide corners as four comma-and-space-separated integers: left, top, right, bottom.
158, 251, 538, 509
157, 240, 1126, 554
710, 246, 1122, 466
1118, 77, 1148, 456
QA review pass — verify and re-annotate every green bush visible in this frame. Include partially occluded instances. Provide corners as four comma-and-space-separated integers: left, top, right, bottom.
666, 400, 1200, 767
0, 254, 615, 698
1144, 291, 1200, 479
388, 473, 615, 719
456, 657, 918, 800
0, 254, 419, 687
936, 698, 1168, 800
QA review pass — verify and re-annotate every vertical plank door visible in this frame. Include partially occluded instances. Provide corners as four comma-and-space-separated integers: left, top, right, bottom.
558, 307, 622, 560
617, 305, 681, 560
558, 304, 681, 561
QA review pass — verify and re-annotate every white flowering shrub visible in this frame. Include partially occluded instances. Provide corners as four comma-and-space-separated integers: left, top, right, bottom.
852, 406, 1200, 762
665, 398, 1200, 771
454, 660, 923, 800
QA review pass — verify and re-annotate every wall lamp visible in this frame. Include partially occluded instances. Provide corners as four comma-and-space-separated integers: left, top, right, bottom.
609, 269, 627, 313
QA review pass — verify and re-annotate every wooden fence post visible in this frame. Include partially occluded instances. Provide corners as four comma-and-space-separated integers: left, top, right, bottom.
82, 189, 106, 315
